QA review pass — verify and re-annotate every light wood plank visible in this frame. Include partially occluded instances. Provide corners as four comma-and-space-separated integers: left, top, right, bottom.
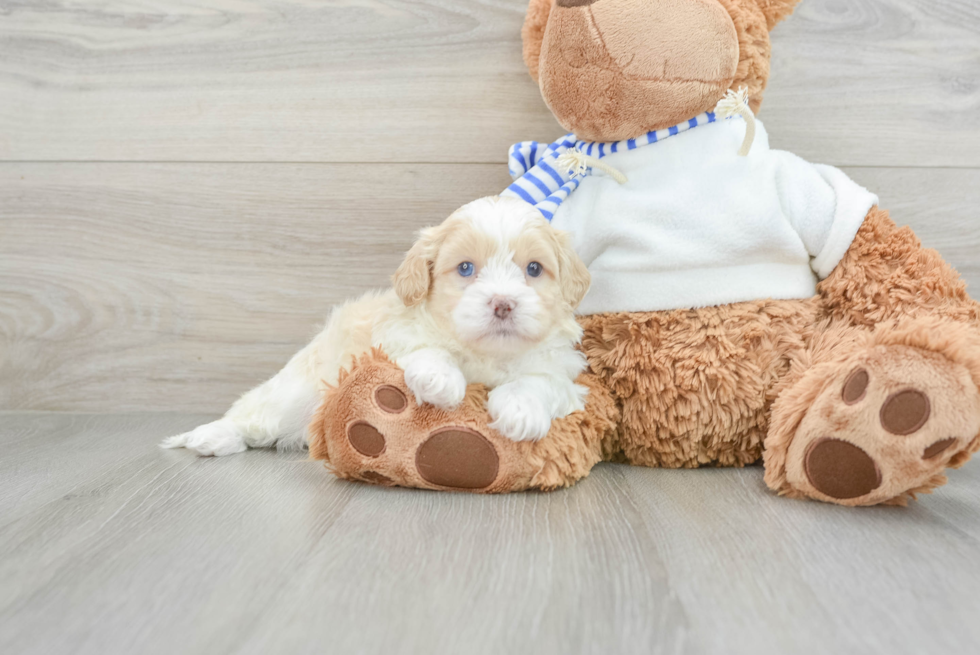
3, 163, 979, 413
763, 0, 980, 166
0, 413, 686, 655
0, 0, 558, 164
0, 412, 213, 525
621, 462, 980, 654
1, 412, 979, 654
0, 0, 978, 166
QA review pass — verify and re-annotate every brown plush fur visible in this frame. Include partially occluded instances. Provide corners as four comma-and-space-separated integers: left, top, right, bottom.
579, 299, 816, 469
310, 0, 980, 505
756, 0, 802, 29
535, 0, 741, 140
522, 0, 785, 134
521, 0, 551, 84
818, 208, 980, 328
715, 0, 775, 112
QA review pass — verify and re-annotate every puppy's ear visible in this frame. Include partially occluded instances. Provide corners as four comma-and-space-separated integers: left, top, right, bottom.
392, 226, 440, 307
553, 229, 590, 308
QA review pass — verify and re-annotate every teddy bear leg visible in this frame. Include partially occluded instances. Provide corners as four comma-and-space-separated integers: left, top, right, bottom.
764, 318, 980, 506
307, 349, 619, 493
578, 302, 815, 470
819, 206, 980, 328
764, 206, 980, 505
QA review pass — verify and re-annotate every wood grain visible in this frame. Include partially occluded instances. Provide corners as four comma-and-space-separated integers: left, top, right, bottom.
1, 411, 979, 655
763, 0, 980, 166
0, 0, 978, 166
3, 163, 979, 413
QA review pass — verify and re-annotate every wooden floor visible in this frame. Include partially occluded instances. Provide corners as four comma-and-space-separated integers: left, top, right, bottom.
4, 413, 980, 654
2, 1, 980, 653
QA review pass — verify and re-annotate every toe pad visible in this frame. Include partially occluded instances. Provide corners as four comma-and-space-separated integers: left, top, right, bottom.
880, 389, 930, 435
805, 438, 882, 500
841, 368, 869, 404
375, 385, 407, 413
415, 428, 499, 489
347, 421, 386, 457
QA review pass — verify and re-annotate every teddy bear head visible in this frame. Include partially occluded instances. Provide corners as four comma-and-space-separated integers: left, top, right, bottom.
522, 0, 801, 142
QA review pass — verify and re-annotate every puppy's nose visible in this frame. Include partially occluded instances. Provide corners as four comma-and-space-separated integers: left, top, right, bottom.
491, 296, 515, 319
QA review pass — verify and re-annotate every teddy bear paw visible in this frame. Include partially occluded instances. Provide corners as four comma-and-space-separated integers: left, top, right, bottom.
308, 351, 552, 492
780, 345, 980, 505
339, 383, 501, 489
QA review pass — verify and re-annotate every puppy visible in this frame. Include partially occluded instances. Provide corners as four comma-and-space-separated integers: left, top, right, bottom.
162, 196, 592, 456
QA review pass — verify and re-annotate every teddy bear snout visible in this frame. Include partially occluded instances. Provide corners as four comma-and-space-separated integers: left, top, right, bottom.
538, 0, 741, 141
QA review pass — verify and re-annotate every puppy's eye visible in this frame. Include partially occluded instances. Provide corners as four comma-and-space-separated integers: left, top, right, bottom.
457, 261, 475, 277
526, 261, 543, 278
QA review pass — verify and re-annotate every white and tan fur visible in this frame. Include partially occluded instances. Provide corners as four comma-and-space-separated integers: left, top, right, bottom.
162, 196, 592, 456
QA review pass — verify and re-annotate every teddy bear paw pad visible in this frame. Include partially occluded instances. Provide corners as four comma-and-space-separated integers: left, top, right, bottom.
879, 389, 930, 435
924, 438, 957, 459
784, 347, 980, 505
804, 438, 881, 500
347, 421, 386, 457
374, 385, 407, 413
415, 428, 499, 489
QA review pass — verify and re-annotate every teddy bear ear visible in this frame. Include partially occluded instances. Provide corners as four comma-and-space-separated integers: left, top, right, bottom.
755, 0, 802, 30
522, 0, 552, 82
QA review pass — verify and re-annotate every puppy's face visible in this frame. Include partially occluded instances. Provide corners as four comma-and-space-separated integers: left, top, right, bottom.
392, 196, 590, 354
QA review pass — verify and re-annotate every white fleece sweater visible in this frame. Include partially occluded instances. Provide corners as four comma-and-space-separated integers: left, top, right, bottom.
509, 117, 878, 315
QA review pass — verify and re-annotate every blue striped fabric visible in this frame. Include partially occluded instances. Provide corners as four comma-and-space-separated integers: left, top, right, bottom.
502, 111, 717, 220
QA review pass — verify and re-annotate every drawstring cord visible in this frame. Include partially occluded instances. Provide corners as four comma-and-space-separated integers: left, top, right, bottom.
556, 149, 628, 184
714, 86, 757, 157
555, 89, 755, 182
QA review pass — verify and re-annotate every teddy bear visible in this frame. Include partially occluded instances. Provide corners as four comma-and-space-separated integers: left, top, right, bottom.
308, 0, 980, 506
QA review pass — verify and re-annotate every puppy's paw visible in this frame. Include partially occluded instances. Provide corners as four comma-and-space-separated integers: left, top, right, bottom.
403, 359, 467, 410
488, 384, 553, 442
160, 419, 247, 457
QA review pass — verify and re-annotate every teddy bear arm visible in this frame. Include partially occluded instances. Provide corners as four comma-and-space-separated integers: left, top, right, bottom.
818, 206, 980, 327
